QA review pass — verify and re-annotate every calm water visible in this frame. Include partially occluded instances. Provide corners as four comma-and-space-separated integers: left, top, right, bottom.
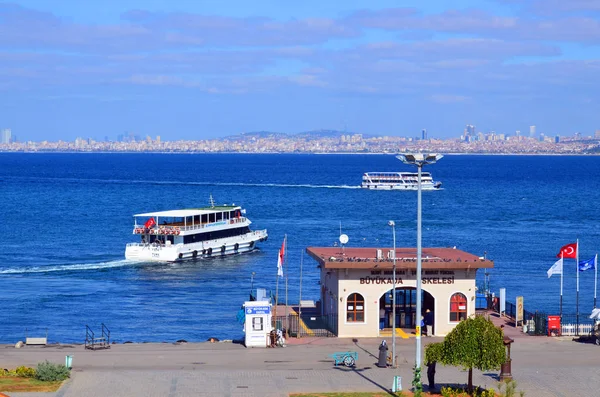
1, 153, 599, 343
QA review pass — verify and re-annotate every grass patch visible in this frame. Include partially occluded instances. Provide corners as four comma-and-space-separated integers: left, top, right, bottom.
0, 376, 64, 393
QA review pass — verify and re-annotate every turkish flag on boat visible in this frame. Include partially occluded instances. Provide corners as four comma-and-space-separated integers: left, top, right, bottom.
557, 242, 577, 259
144, 217, 156, 229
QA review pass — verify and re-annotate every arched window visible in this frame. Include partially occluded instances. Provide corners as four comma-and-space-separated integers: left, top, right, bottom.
450, 293, 467, 322
346, 293, 365, 322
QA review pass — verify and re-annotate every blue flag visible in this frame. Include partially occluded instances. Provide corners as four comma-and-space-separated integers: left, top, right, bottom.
578, 257, 596, 272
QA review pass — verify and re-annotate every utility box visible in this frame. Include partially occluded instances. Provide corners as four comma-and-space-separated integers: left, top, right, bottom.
243, 301, 272, 348
548, 315, 561, 336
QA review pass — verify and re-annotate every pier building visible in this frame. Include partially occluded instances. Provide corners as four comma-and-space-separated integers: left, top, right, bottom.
306, 246, 493, 337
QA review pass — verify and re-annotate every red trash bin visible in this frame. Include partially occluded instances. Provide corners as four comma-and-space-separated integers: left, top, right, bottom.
548, 315, 561, 336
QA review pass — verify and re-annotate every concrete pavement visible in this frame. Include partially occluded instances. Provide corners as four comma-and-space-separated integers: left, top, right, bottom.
2, 332, 600, 397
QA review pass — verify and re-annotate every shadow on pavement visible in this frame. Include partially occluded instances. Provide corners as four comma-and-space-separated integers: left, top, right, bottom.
332, 366, 396, 396
352, 338, 378, 360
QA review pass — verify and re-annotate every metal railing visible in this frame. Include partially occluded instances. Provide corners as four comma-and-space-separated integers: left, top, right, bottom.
559, 314, 595, 336
134, 217, 248, 233
272, 314, 338, 338
85, 323, 111, 350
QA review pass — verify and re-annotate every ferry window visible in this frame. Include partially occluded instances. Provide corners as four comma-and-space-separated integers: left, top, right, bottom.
450, 293, 467, 322
209, 213, 215, 223
216, 212, 223, 221
346, 293, 365, 322
201, 214, 208, 223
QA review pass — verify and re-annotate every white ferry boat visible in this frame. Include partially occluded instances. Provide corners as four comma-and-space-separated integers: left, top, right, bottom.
361, 172, 442, 190
125, 197, 268, 262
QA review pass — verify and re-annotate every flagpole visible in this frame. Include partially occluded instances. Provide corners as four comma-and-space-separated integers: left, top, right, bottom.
285, 235, 289, 336
576, 239, 580, 336
275, 263, 279, 328
595, 254, 598, 309
560, 253, 563, 320
298, 250, 303, 339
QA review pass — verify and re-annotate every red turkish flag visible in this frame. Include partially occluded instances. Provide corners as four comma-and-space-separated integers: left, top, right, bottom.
557, 242, 577, 259
144, 217, 156, 229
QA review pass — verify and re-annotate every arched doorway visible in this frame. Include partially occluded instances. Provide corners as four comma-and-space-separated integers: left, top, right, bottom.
379, 287, 435, 331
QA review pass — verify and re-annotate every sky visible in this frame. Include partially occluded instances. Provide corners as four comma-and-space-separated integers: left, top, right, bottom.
1, 0, 599, 141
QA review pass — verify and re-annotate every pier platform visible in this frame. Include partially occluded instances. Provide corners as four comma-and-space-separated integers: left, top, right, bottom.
2, 329, 600, 397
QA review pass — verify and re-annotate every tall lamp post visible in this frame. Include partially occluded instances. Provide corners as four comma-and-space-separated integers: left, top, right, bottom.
388, 220, 397, 368
397, 153, 443, 388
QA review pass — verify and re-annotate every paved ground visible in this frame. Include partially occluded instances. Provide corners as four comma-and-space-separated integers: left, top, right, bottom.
2, 326, 600, 397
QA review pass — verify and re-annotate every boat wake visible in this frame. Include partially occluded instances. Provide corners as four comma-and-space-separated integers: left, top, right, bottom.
194, 182, 362, 189
0, 259, 136, 274
9, 176, 361, 189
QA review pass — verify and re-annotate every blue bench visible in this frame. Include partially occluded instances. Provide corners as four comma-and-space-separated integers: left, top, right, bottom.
328, 351, 358, 367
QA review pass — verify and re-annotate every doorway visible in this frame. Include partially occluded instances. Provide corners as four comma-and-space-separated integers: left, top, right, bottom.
379, 287, 434, 330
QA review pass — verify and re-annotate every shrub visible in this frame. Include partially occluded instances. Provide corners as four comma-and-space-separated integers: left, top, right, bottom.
35, 361, 70, 382
497, 379, 525, 397
15, 366, 36, 378
440, 385, 496, 397
0, 369, 15, 377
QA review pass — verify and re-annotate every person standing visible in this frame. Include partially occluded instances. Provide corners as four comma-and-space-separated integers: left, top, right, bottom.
379, 307, 385, 330
424, 309, 434, 337
427, 358, 437, 391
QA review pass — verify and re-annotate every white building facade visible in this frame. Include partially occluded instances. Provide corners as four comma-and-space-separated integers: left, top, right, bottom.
307, 246, 493, 337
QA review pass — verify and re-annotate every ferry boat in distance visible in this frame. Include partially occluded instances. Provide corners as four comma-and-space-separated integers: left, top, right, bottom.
361, 172, 442, 190
125, 196, 268, 262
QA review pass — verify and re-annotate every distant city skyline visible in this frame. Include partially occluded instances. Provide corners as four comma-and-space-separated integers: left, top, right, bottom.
1, 0, 599, 140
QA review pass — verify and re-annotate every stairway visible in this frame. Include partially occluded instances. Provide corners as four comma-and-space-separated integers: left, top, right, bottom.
85, 323, 111, 350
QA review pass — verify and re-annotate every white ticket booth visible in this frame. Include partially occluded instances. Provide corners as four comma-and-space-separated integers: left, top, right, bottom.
243, 301, 272, 348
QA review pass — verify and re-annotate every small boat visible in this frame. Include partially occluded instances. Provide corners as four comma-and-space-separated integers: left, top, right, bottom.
125, 196, 268, 262
361, 172, 442, 190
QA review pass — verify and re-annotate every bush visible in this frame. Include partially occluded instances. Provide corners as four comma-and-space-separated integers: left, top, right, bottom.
0, 369, 16, 377
440, 386, 496, 397
15, 366, 36, 378
0, 367, 36, 378
35, 361, 70, 382
497, 379, 525, 397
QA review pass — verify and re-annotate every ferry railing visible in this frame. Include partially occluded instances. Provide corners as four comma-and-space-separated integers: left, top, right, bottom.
178, 217, 248, 232
133, 217, 250, 233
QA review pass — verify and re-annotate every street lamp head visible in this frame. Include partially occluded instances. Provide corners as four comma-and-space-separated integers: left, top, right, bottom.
388, 220, 395, 227
396, 153, 443, 166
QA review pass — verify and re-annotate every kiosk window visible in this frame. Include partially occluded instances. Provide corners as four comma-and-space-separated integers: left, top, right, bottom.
346, 293, 365, 322
252, 317, 263, 331
450, 293, 467, 322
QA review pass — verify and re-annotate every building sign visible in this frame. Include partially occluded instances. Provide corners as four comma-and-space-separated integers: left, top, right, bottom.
360, 276, 403, 285
246, 306, 270, 315
422, 276, 455, 284
516, 296, 524, 324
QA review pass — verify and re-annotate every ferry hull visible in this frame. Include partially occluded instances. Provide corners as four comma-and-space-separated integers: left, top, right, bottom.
362, 182, 441, 190
125, 230, 267, 262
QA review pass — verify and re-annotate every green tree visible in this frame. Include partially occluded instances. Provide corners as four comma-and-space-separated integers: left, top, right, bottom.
425, 342, 444, 364
440, 316, 506, 393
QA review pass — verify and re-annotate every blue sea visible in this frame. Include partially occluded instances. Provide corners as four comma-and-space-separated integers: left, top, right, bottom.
1, 153, 600, 343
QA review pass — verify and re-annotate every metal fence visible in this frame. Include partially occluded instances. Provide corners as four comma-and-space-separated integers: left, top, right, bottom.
273, 313, 338, 338
559, 314, 596, 336
495, 300, 596, 336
